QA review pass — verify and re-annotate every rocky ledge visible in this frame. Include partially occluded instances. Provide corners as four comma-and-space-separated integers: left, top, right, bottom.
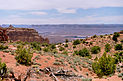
0, 25, 49, 43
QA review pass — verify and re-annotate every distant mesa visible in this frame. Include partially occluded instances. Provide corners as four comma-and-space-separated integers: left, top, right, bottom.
0, 25, 49, 43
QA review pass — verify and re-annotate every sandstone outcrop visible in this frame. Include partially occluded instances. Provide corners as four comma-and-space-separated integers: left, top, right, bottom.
0, 27, 8, 41
5, 25, 49, 43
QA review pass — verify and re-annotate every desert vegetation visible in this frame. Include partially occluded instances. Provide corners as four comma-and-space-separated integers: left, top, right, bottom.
0, 31, 122, 81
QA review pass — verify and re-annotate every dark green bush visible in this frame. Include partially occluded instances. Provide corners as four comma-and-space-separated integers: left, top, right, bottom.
90, 42, 93, 45
73, 50, 79, 56
65, 39, 69, 43
114, 32, 120, 37
114, 52, 123, 63
0, 45, 8, 50
64, 44, 68, 47
91, 46, 101, 54
62, 50, 68, 55
121, 40, 123, 43
15, 47, 32, 66
43, 47, 49, 52
78, 48, 90, 57
93, 35, 97, 38
115, 44, 122, 50
92, 53, 116, 77
42, 43, 49, 47
112, 36, 118, 42
105, 43, 111, 52
73, 39, 80, 45
100, 35, 103, 38
59, 47, 65, 51
31, 42, 41, 51
52, 49, 58, 54
73, 45, 76, 48
112, 32, 120, 42
0, 58, 7, 79
50, 44, 56, 49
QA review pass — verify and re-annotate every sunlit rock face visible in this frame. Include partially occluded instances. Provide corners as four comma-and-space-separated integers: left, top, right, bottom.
6, 25, 49, 43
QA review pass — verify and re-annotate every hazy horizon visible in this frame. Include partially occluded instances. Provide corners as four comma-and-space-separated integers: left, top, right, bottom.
0, 0, 123, 24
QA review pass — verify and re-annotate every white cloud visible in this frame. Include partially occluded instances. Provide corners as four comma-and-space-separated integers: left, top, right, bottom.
0, 0, 123, 10
57, 9, 76, 13
29, 11, 47, 15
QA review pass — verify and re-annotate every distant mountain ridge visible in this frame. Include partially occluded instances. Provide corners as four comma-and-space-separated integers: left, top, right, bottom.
1, 24, 123, 43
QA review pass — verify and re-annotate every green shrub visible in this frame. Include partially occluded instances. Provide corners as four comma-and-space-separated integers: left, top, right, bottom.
15, 47, 32, 66
78, 48, 90, 57
115, 44, 122, 50
43, 47, 49, 52
50, 44, 56, 49
91, 46, 100, 54
31, 42, 41, 51
118, 73, 123, 77
112, 36, 118, 42
121, 40, 123, 43
114, 32, 120, 37
52, 49, 58, 54
92, 53, 116, 77
0, 45, 8, 50
73, 50, 79, 56
0, 58, 7, 78
94, 56, 98, 61
65, 39, 69, 43
62, 50, 68, 55
90, 42, 93, 45
82, 78, 92, 81
73, 45, 76, 48
42, 43, 49, 47
105, 43, 111, 52
114, 52, 123, 63
53, 62, 61, 65
64, 44, 68, 47
59, 47, 65, 51
112, 32, 120, 42
100, 35, 103, 38
73, 39, 80, 45
93, 35, 97, 38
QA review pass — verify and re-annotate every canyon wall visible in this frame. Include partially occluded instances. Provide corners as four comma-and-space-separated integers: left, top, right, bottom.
1, 25, 49, 43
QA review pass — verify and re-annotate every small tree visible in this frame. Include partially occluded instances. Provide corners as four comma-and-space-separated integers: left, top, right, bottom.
64, 44, 68, 47
114, 52, 123, 63
92, 53, 116, 77
93, 35, 97, 38
59, 47, 65, 51
73, 39, 80, 45
91, 46, 101, 54
105, 43, 111, 52
65, 39, 69, 43
115, 44, 122, 50
15, 47, 32, 66
73, 45, 76, 48
43, 47, 49, 52
0, 45, 8, 50
50, 44, 56, 49
79, 48, 90, 57
31, 42, 41, 51
0, 58, 7, 79
112, 32, 120, 42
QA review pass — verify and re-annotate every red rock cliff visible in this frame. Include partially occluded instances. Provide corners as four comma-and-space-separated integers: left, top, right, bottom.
5, 25, 49, 43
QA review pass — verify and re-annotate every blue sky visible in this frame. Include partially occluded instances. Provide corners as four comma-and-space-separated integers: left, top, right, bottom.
0, 0, 123, 24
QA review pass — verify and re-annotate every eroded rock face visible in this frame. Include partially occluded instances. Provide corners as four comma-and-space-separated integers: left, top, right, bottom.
0, 27, 8, 41
6, 25, 49, 43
